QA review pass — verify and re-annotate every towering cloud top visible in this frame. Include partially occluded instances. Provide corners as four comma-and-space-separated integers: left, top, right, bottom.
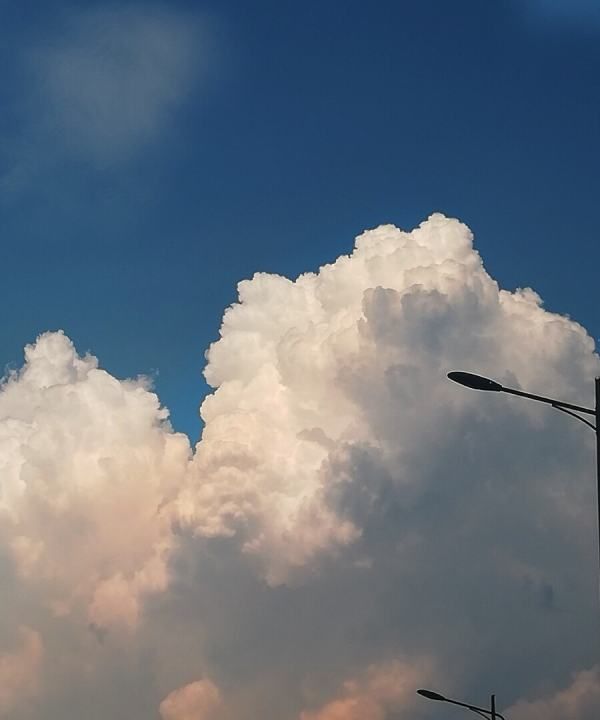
180, 214, 597, 584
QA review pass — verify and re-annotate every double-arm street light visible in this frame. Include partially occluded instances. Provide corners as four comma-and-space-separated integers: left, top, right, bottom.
448, 371, 600, 600
418, 374, 597, 719
417, 688, 505, 720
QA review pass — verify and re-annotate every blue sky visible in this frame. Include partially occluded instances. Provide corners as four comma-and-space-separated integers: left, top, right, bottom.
2, 0, 599, 440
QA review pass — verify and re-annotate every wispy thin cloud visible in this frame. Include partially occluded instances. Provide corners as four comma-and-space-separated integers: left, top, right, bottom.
523, 0, 600, 28
32, 6, 204, 162
1, 4, 209, 192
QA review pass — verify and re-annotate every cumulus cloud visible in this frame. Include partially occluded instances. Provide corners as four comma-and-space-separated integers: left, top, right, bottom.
159, 678, 223, 720
300, 659, 433, 720
508, 666, 600, 720
0, 330, 190, 629
179, 214, 598, 583
0, 627, 43, 716
0, 214, 598, 718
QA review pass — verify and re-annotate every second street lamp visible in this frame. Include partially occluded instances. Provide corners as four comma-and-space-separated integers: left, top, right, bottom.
448, 370, 600, 603
417, 688, 505, 720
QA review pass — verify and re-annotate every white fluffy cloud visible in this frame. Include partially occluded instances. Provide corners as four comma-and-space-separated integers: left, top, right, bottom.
179, 213, 598, 583
0, 214, 598, 718
0, 330, 190, 629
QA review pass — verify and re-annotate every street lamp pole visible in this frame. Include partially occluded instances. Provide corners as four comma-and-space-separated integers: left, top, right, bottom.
596, 378, 600, 586
448, 371, 600, 602
417, 688, 505, 720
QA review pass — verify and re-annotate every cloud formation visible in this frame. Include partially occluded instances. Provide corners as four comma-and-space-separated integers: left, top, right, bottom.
0, 330, 190, 630
0, 627, 43, 716
300, 659, 433, 720
159, 678, 223, 720
181, 214, 598, 583
508, 666, 600, 720
0, 214, 598, 718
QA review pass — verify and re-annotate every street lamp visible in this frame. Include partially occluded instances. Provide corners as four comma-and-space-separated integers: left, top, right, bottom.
448, 371, 600, 598
417, 688, 505, 720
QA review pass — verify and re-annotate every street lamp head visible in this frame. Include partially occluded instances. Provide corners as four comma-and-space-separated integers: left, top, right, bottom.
448, 371, 503, 393
417, 689, 447, 702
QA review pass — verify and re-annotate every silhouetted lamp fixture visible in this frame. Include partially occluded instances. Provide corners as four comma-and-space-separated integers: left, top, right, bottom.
448, 370, 600, 603
417, 689, 446, 702
447, 372, 503, 393
417, 688, 505, 720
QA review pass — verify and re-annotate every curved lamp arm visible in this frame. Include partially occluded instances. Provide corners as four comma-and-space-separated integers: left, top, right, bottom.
551, 403, 596, 432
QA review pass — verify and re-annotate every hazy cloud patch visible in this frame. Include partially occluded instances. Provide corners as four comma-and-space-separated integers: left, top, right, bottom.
1, 3, 209, 192
522, 0, 600, 28
33, 5, 205, 162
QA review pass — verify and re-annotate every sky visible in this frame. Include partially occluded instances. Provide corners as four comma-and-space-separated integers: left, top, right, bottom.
2, 0, 600, 440
1, 1, 600, 719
